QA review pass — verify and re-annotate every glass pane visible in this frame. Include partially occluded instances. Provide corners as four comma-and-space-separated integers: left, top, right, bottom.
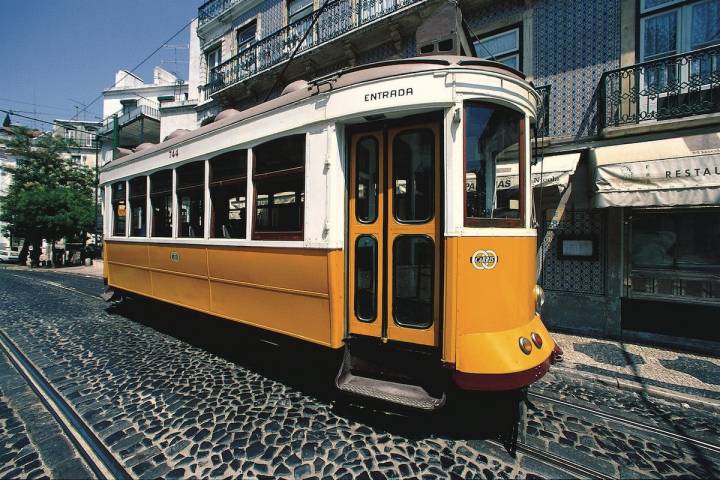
393, 236, 434, 328
355, 236, 377, 322
151, 194, 172, 237
113, 200, 126, 236
150, 170, 172, 194
355, 137, 379, 223
210, 150, 247, 183
642, 0, 677, 11
690, 0, 720, 49
498, 54, 520, 70
255, 175, 304, 233
393, 130, 434, 223
475, 28, 518, 60
211, 183, 246, 238
465, 103, 522, 221
254, 135, 305, 175
130, 199, 146, 237
642, 11, 677, 60
237, 21, 256, 51
178, 190, 204, 238
177, 161, 205, 189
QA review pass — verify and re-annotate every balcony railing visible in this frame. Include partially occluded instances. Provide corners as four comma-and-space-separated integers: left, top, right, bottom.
99, 98, 161, 133
198, 0, 243, 28
202, 0, 421, 98
600, 45, 720, 130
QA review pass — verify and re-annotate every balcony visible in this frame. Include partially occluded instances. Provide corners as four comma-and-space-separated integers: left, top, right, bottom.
202, 0, 423, 99
99, 98, 161, 134
600, 45, 720, 131
198, 0, 244, 28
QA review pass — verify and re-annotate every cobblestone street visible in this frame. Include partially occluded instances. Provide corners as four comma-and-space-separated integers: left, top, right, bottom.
0, 266, 719, 479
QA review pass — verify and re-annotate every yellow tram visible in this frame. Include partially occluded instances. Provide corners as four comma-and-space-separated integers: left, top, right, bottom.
100, 56, 559, 409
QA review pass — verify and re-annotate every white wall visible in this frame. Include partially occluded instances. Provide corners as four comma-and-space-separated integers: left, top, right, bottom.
159, 106, 198, 141
188, 18, 202, 102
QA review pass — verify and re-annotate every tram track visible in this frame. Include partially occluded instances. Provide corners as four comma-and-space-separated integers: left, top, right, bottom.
0, 330, 130, 480
529, 391, 720, 455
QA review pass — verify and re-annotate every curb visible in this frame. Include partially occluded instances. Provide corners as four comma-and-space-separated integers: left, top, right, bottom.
551, 364, 720, 414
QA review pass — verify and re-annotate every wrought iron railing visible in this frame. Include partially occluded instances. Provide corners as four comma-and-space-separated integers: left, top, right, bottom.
534, 85, 551, 137
99, 99, 161, 133
198, 0, 243, 28
600, 45, 720, 129
202, 0, 421, 97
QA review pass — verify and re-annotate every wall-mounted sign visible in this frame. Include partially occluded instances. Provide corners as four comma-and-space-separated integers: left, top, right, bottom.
471, 250, 498, 270
364, 88, 413, 102
557, 236, 597, 260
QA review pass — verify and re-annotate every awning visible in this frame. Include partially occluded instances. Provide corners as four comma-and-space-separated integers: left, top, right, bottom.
465, 153, 580, 192
590, 132, 720, 208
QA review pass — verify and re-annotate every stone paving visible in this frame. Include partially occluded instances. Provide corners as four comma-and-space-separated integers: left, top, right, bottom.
0, 386, 49, 479
552, 332, 720, 401
1, 268, 719, 479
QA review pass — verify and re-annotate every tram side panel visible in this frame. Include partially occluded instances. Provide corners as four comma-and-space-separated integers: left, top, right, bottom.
104, 241, 345, 348
446, 235, 555, 380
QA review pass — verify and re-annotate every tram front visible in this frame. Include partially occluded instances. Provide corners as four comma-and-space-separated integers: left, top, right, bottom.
336, 58, 558, 409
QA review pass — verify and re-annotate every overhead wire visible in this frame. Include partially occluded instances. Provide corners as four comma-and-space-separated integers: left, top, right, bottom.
70, 17, 196, 121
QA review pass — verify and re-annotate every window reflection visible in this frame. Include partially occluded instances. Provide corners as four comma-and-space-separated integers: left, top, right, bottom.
393, 130, 434, 223
210, 150, 247, 239
111, 182, 126, 236
129, 177, 147, 237
176, 161, 205, 238
465, 103, 523, 225
150, 170, 173, 237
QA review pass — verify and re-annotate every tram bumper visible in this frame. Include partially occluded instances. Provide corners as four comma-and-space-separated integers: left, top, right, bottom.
452, 315, 557, 391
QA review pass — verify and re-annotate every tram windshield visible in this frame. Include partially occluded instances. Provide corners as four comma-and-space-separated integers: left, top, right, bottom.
464, 103, 524, 226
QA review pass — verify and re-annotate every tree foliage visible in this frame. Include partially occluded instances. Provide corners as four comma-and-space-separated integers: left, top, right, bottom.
0, 126, 96, 265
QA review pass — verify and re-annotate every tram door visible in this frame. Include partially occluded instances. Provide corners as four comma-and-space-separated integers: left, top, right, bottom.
348, 123, 441, 347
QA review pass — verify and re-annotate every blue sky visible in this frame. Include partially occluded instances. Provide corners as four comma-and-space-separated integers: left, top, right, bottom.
0, 1, 198, 129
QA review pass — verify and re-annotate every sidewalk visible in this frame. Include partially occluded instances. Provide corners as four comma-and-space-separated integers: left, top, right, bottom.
550, 331, 720, 409
0, 259, 104, 278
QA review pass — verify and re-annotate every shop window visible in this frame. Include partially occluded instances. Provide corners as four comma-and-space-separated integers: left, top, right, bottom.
111, 182, 126, 236
176, 161, 205, 238
210, 150, 247, 239
129, 177, 147, 237
253, 135, 305, 240
464, 102, 525, 227
150, 170, 173, 237
474, 25, 521, 71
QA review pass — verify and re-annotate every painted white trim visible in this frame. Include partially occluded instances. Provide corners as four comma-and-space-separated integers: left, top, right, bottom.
146, 176, 152, 239
204, 159, 211, 239
104, 237, 307, 248
246, 147, 254, 240
457, 228, 537, 237
172, 169, 179, 239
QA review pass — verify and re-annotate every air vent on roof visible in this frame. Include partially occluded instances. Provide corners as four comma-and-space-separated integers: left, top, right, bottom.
214, 109, 241, 123
133, 143, 155, 152
281, 80, 308, 96
165, 129, 190, 141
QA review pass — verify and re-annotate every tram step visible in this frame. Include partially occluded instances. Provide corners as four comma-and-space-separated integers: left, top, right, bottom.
335, 341, 446, 410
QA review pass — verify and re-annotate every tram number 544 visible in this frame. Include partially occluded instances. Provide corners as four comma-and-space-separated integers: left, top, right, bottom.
169, 149, 180, 158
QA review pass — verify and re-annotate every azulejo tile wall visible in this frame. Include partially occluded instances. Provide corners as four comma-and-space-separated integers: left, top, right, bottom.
465, 0, 621, 139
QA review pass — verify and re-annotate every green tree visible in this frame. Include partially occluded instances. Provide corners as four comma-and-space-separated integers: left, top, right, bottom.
0, 126, 96, 266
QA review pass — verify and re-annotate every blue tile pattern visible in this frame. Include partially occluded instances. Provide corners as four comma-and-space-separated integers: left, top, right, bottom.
533, 0, 620, 138
465, 0, 621, 139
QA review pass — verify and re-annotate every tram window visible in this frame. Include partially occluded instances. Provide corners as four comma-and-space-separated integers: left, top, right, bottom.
253, 135, 305, 240
393, 130, 434, 223
210, 150, 247, 239
150, 170, 173, 237
356, 137, 379, 223
129, 177, 147, 237
464, 103, 524, 227
176, 161, 205, 238
393, 235, 434, 328
355, 235, 378, 322
111, 182, 126, 237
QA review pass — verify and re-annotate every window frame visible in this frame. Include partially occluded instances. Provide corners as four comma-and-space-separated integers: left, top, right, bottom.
150, 169, 174, 238
209, 149, 249, 239
111, 181, 127, 237
462, 100, 527, 229
287, 0, 313, 24
473, 23, 523, 71
205, 44, 222, 83
236, 19, 257, 53
638, 0, 720, 62
175, 161, 206, 239
128, 176, 148, 238
251, 134, 306, 241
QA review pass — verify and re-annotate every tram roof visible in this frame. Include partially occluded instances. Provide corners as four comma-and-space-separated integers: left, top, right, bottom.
102, 55, 528, 171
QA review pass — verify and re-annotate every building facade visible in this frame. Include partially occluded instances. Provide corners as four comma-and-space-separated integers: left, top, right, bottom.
98, 67, 192, 166
173, 0, 719, 348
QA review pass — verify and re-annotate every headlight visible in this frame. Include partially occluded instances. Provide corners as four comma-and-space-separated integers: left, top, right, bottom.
533, 284, 545, 313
